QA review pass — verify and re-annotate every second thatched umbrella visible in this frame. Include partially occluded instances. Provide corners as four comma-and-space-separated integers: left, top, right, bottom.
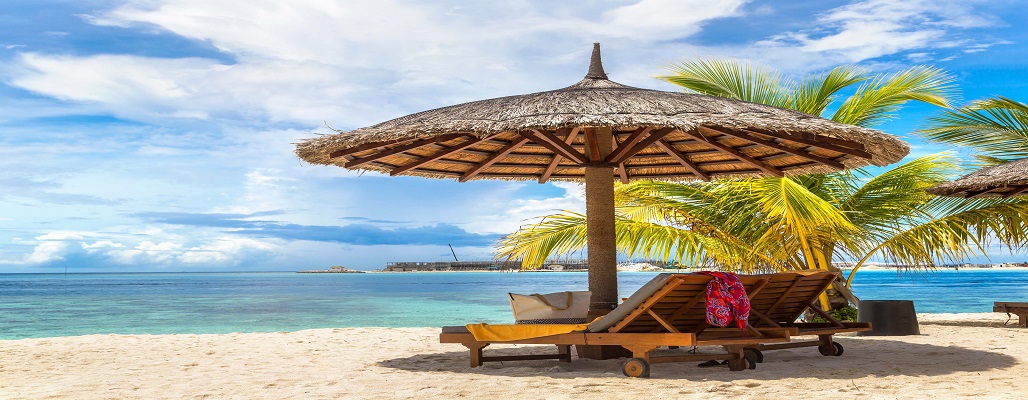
928, 158, 1028, 198
296, 43, 909, 314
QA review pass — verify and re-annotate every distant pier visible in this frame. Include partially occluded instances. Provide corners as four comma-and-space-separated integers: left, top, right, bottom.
382, 259, 674, 272
297, 266, 365, 273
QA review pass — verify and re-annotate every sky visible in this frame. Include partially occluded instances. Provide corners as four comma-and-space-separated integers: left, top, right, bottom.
2, 0, 1028, 272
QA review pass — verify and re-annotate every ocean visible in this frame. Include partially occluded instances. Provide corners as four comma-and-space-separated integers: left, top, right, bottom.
1, 269, 1026, 340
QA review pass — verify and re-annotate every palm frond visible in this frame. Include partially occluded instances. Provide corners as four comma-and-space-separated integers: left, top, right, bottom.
658, 59, 791, 108
791, 65, 868, 116
917, 96, 1028, 160
832, 65, 956, 127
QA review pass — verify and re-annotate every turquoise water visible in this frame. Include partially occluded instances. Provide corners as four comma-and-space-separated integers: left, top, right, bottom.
1, 269, 1026, 340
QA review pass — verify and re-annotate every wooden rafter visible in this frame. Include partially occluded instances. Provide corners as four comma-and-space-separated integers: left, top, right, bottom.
604, 127, 652, 163
655, 139, 710, 181
460, 137, 530, 182
520, 129, 589, 164
344, 133, 464, 168
606, 127, 675, 164
699, 126, 846, 170
329, 137, 410, 159
963, 187, 999, 198
754, 129, 872, 159
1002, 185, 1028, 198
614, 134, 629, 183
540, 128, 581, 184
683, 127, 784, 177
390, 136, 486, 176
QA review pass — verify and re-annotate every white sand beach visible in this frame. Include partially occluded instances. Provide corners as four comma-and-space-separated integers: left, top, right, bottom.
1, 313, 1026, 399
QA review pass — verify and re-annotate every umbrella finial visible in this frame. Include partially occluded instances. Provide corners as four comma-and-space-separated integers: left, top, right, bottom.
585, 43, 608, 80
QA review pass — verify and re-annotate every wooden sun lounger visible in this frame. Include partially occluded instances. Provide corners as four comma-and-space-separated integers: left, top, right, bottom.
994, 302, 1028, 327
440, 273, 793, 378
746, 270, 871, 361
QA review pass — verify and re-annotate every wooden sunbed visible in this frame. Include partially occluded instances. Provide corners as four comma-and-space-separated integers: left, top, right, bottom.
994, 302, 1028, 327
439, 273, 793, 377
746, 270, 871, 361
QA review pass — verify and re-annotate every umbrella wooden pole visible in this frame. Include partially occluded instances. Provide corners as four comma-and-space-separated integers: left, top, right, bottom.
579, 126, 629, 361
584, 126, 618, 312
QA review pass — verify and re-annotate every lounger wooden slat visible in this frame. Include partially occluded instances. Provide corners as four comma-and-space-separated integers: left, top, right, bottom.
439, 273, 792, 377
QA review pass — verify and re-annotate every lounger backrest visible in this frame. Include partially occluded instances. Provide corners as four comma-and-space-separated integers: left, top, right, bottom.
587, 273, 769, 334
748, 270, 839, 325
586, 273, 674, 333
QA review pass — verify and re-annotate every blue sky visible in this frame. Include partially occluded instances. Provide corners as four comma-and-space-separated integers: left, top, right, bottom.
2, 0, 1027, 272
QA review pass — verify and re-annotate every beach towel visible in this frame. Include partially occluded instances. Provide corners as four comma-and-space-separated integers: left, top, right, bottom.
696, 271, 750, 330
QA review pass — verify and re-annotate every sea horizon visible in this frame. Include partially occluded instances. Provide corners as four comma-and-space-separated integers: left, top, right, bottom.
2, 269, 1026, 340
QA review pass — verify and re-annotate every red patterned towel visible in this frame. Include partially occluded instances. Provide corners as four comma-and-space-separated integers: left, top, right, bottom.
696, 271, 750, 330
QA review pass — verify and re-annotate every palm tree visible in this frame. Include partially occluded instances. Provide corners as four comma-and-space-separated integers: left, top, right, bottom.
918, 97, 1028, 163
498, 153, 1028, 284
497, 59, 1028, 308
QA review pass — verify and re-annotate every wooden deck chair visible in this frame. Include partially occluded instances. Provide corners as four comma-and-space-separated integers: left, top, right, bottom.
439, 273, 792, 378
745, 270, 871, 362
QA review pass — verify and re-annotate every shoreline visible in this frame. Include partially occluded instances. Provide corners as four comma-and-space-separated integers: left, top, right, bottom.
1, 313, 1024, 399
0, 312, 1016, 342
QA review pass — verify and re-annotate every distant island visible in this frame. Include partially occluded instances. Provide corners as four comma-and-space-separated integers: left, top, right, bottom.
297, 266, 365, 274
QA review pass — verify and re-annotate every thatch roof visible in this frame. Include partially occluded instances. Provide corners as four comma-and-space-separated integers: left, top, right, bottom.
927, 158, 1028, 198
296, 44, 909, 183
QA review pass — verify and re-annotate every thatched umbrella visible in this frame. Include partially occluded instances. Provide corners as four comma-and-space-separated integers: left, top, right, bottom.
296, 43, 909, 314
928, 158, 1028, 198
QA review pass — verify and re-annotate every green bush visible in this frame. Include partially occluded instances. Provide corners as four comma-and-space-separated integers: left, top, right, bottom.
810, 305, 858, 322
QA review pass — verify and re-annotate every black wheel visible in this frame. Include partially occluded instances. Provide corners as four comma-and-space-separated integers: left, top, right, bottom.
743, 351, 758, 370
623, 358, 650, 378
819, 341, 844, 356
832, 342, 844, 357
744, 347, 764, 363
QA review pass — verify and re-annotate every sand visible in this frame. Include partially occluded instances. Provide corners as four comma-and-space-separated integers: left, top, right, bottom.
1, 313, 1026, 400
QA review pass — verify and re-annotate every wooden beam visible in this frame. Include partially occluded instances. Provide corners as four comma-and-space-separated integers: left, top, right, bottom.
390, 136, 485, 176
752, 129, 873, 159
460, 137, 530, 182
344, 133, 464, 168
683, 127, 784, 177
329, 137, 409, 159
584, 128, 601, 162
605, 127, 652, 164
520, 130, 589, 164
700, 126, 846, 169
605, 128, 675, 164
963, 187, 999, 198
654, 139, 710, 181
614, 133, 629, 183
1002, 185, 1028, 198
646, 309, 681, 333
540, 128, 581, 184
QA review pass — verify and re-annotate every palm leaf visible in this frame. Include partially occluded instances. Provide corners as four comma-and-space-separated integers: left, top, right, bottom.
832, 65, 955, 127
917, 97, 1028, 160
658, 59, 791, 108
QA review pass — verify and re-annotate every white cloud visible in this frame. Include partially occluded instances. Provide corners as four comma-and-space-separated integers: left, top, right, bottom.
758, 0, 1000, 63
178, 237, 277, 264
23, 240, 72, 264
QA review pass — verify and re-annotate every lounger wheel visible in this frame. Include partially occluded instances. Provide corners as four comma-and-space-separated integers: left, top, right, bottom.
743, 349, 758, 370
818, 341, 844, 356
744, 347, 764, 363
623, 358, 650, 378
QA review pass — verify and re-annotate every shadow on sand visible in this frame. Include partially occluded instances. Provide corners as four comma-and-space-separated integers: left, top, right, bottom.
379, 335, 1019, 380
